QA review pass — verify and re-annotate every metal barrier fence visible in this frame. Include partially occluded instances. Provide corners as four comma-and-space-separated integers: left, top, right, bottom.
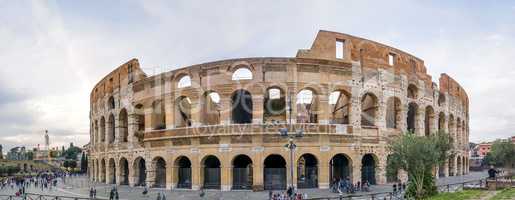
0, 193, 107, 200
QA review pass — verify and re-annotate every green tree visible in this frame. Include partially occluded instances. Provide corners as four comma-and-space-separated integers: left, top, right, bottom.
488, 139, 515, 174
387, 131, 453, 199
80, 152, 88, 173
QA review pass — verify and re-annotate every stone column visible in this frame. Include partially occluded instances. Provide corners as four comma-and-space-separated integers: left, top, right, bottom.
128, 163, 135, 187
252, 94, 264, 124
165, 94, 175, 128
115, 160, 122, 185
444, 161, 449, 177
318, 93, 330, 124
166, 159, 173, 189
220, 96, 232, 125
189, 94, 202, 127
377, 156, 387, 184
146, 159, 155, 187
416, 108, 425, 136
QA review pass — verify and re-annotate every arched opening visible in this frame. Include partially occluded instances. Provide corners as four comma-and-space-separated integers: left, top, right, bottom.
330, 154, 351, 187
438, 162, 445, 178
438, 112, 445, 132
231, 90, 253, 124
329, 90, 350, 124
407, 102, 418, 133
263, 87, 286, 123
264, 154, 287, 190
425, 106, 435, 136
361, 93, 378, 126
175, 156, 192, 189
177, 75, 191, 88
119, 109, 128, 142
108, 114, 115, 144
175, 96, 192, 127
94, 120, 98, 144
100, 117, 106, 142
101, 159, 106, 183
202, 155, 221, 189
361, 154, 376, 185
151, 100, 166, 130
120, 157, 129, 185
296, 89, 318, 123
232, 155, 253, 190
297, 154, 318, 188
108, 96, 115, 109
386, 97, 401, 128
153, 157, 166, 188
448, 156, 455, 176
438, 92, 445, 106
201, 91, 221, 125
133, 157, 146, 186
108, 158, 116, 184
134, 104, 145, 132
407, 84, 418, 99
232, 67, 253, 80
456, 156, 463, 176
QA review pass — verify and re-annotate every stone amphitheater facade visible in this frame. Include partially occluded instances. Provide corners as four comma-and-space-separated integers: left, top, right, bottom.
88, 30, 470, 191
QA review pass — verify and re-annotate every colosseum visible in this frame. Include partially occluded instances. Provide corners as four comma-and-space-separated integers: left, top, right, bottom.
88, 30, 470, 191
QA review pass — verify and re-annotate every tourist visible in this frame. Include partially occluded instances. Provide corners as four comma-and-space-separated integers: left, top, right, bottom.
156, 192, 161, 200
488, 165, 498, 179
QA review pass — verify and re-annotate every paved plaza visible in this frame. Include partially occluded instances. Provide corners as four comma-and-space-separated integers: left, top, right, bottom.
0, 171, 488, 200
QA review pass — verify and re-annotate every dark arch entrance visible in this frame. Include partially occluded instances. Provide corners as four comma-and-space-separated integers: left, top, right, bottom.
407, 103, 418, 133
232, 155, 253, 190
175, 156, 192, 189
154, 157, 166, 188
297, 154, 318, 188
203, 155, 221, 189
120, 158, 129, 185
109, 158, 116, 184
361, 154, 376, 185
330, 154, 351, 187
134, 157, 146, 186
231, 90, 253, 124
264, 154, 286, 190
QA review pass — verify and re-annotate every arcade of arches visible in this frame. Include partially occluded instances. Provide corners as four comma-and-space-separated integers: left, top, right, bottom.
89, 31, 470, 191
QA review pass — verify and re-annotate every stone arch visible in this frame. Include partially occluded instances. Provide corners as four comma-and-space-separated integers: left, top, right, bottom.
153, 156, 167, 188
94, 120, 98, 144
231, 89, 253, 124
448, 114, 455, 141
407, 84, 418, 99
448, 155, 455, 176
438, 92, 446, 106
264, 86, 286, 123
174, 156, 192, 189
385, 97, 401, 128
329, 90, 351, 125
263, 154, 287, 190
119, 108, 128, 142
232, 67, 253, 80
361, 154, 377, 185
201, 155, 221, 189
108, 158, 116, 184
232, 154, 253, 190
151, 100, 166, 130
100, 117, 106, 142
108, 96, 115, 110
176, 74, 192, 88
425, 106, 435, 136
407, 102, 418, 133
201, 91, 221, 125
107, 114, 115, 144
133, 157, 146, 186
297, 153, 318, 188
175, 96, 192, 127
361, 93, 378, 126
330, 153, 353, 185
296, 88, 318, 123
457, 118, 462, 146
456, 155, 462, 176
134, 104, 145, 132
119, 157, 129, 185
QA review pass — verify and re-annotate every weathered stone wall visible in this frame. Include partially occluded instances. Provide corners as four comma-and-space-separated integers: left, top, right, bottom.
88, 30, 470, 191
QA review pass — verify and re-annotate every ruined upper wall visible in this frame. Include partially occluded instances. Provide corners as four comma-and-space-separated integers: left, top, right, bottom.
90, 58, 146, 104
297, 30, 468, 108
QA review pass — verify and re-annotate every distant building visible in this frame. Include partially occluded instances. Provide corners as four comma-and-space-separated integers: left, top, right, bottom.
7, 146, 28, 160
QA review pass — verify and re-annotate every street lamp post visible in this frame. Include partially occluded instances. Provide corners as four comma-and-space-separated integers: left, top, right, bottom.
279, 92, 303, 193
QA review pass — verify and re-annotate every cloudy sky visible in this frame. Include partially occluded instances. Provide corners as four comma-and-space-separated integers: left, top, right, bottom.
1, 1, 514, 150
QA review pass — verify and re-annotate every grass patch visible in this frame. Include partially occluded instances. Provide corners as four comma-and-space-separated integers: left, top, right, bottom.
490, 188, 515, 200
427, 189, 487, 200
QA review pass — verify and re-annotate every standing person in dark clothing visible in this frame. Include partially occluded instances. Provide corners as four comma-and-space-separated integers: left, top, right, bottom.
488, 165, 498, 179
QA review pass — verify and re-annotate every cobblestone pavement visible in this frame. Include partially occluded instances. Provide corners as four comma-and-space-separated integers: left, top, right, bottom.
0, 171, 488, 200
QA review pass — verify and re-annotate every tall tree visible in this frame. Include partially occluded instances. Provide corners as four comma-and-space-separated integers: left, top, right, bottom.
487, 139, 515, 175
387, 131, 453, 199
